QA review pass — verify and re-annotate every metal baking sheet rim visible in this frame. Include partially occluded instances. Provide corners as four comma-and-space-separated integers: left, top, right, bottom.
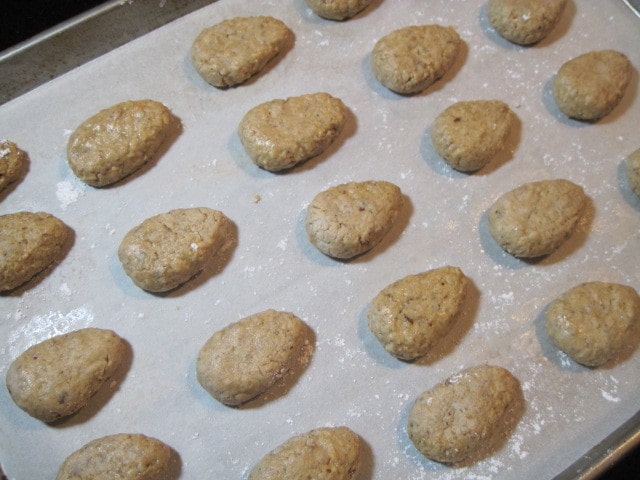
0, 1, 639, 479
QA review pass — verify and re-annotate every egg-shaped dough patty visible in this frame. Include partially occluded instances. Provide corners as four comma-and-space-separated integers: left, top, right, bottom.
196, 310, 310, 406
408, 365, 523, 464
118, 207, 232, 292
545, 282, 640, 366
248, 427, 361, 480
368, 266, 468, 360
6, 328, 126, 422
67, 99, 173, 187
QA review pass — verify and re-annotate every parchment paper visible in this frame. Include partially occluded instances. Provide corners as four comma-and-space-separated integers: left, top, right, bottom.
1, 1, 639, 478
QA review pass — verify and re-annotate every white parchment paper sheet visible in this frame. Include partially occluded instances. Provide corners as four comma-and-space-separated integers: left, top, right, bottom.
1, 0, 639, 478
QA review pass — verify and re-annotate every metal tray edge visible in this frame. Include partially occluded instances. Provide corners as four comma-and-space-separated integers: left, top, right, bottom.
0, 0, 215, 105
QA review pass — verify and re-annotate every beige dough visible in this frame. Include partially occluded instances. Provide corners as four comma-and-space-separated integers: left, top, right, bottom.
248, 427, 361, 480
56, 433, 174, 480
372, 24, 461, 94
67, 99, 174, 187
625, 148, 640, 198
118, 207, 232, 292
305, 0, 375, 20
431, 100, 515, 172
0, 211, 71, 291
553, 50, 633, 121
0, 140, 27, 193
191, 16, 292, 88
6, 328, 125, 423
488, 0, 568, 45
408, 365, 523, 464
196, 310, 310, 406
306, 180, 403, 259
546, 282, 640, 367
239, 93, 348, 171
488, 179, 587, 258
368, 266, 468, 360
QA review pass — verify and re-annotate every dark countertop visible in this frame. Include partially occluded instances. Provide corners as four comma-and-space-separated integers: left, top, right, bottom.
0, 1, 638, 479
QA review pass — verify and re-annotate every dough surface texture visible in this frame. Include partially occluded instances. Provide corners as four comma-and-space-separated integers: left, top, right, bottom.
67, 99, 173, 187
196, 310, 309, 406
305, 0, 374, 20
553, 50, 633, 121
546, 282, 640, 367
0, 211, 70, 291
368, 266, 468, 360
372, 25, 461, 94
408, 365, 522, 464
625, 148, 640, 198
239, 92, 347, 171
248, 426, 361, 480
306, 180, 403, 259
118, 207, 232, 292
6, 328, 125, 423
488, 0, 568, 45
0, 139, 26, 193
431, 100, 514, 172
56, 433, 173, 480
191, 16, 292, 87
488, 179, 587, 258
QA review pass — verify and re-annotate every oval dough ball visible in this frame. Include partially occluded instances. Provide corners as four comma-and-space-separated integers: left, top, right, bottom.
488, 179, 587, 258
546, 282, 640, 367
6, 328, 125, 423
306, 180, 403, 259
625, 148, 640, 198
118, 207, 232, 292
368, 266, 468, 360
196, 310, 309, 406
408, 365, 523, 464
488, 0, 568, 45
553, 50, 633, 121
0, 139, 27, 193
248, 427, 361, 480
431, 100, 515, 172
372, 25, 461, 94
67, 99, 174, 187
56, 433, 174, 480
191, 16, 293, 88
305, 0, 374, 20
0, 211, 71, 291
239, 93, 348, 171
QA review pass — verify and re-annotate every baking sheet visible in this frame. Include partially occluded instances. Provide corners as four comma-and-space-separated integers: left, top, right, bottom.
1, 1, 639, 478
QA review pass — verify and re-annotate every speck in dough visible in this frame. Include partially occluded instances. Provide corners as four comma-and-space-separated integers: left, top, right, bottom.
488, 0, 568, 45
239, 92, 348, 171
431, 100, 515, 172
196, 310, 310, 406
408, 365, 523, 464
306, 180, 403, 259
553, 50, 633, 121
368, 266, 468, 360
546, 282, 640, 367
488, 179, 587, 258
248, 427, 361, 480
191, 16, 293, 88
67, 99, 174, 187
6, 328, 126, 423
56, 433, 174, 480
372, 24, 462, 94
